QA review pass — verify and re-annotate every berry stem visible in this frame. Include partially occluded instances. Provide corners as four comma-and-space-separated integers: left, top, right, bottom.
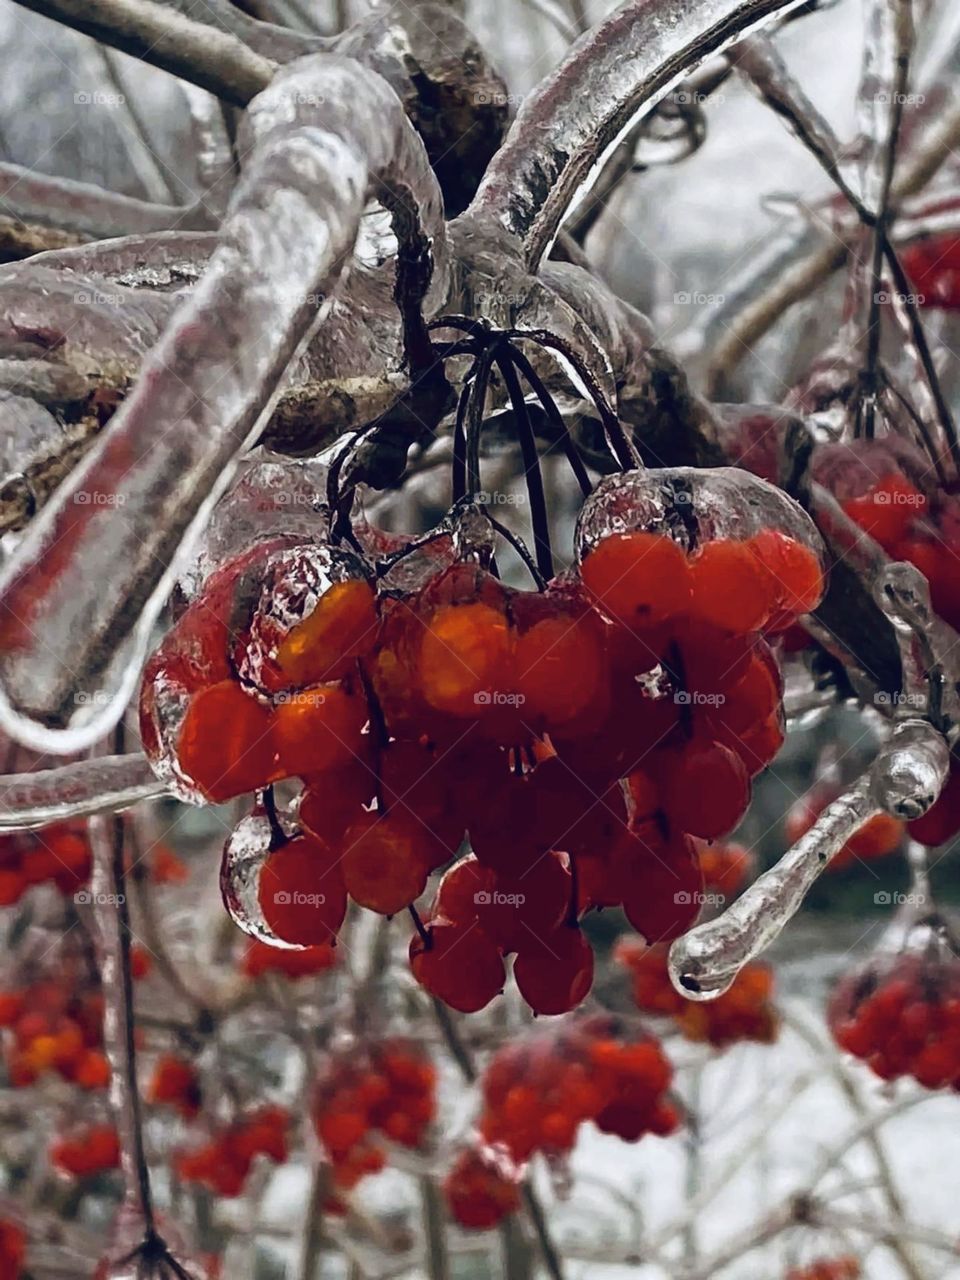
881, 236, 960, 475
504, 345, 593, 497
465, 343, 499, 499
486, 513, 547, 591
497, 350, 554, 581
261, 785, 288, 852
408, 903, 432, 949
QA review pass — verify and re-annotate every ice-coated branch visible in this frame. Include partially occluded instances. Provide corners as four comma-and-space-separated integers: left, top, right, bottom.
9, 0, 275, 106
669, 720, 950, 999
0, 754, 164, 829
0, 161, 215, 238
469, 0, 808, 268
0, 56, 447, 753
702, 86, 960, 391
736, 35, 864, 212
670, 776, 880, 1000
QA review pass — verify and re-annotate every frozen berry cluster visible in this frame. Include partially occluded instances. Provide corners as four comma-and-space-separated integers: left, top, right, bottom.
312, 1038, 437, 1196
476, 1016, 679, 1166
616, 941, 779, 1049
174, 1105, 290, 1197
830, 950, 960, 1088
140, 468, 824, 1015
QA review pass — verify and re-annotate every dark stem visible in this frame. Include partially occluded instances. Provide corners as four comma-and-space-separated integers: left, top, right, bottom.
860, 31, 911, 438
486, 514, 547, 591
881, 237, 960, 474
520, 1184, 565, 1280
408, 903, 431, 948
513, 328, 639, 471
496, 351, 554, 581
261, 785, 288, 850
451, 373, 474, 504
465, 344, 500, 499
504, 345, 593, 497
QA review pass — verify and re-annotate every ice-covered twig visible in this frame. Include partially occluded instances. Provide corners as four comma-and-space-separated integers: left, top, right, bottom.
90, 810, 155, 1232
0, 161, 215, 238
0, 56, 446, 753
470, 0, 809, 268
737, 35, 863, 212
10, 0, 275, 105
669, 720, 949, 999
702, 86, 960, 391
0, 754, 164, 829
181, 83, 236, 221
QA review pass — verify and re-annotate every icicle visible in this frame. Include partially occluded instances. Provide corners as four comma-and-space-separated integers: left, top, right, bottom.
469, 0, 810, 268
0, 754, 164, 830
669, 720, 950, 999
0, 55, 447, 754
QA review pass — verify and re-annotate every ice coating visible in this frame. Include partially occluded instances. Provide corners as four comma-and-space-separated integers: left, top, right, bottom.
469, 0, 809, 267
177, 456, 330, 602
238, 542, 374, 693
0, 54, 447, 753
669, 774, 881, 1000
220, 810, 299, 948
0, 753, 164, 830
0, 160, 214, 237
574, 465, 827, 562
669, 720, 950, 1000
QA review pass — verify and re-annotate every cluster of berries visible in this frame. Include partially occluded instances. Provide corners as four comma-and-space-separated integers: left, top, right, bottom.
0, 821, 92, 905
615, 941, 779, 1049
785, 1257, 861, 1280
148, 1054, 203, 1119
174, 1105, 290, 1197
830, 949, 960, 1088
51, 1124, 121, 1178
443, 1147, 521, 1230
476, 1016, 678, 1167
312, 1038, 436, 1194
0, 1218, 25, 1278
0, 977, 110, 1090
141, 468, 823, 1014
786, 787, 904, 872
